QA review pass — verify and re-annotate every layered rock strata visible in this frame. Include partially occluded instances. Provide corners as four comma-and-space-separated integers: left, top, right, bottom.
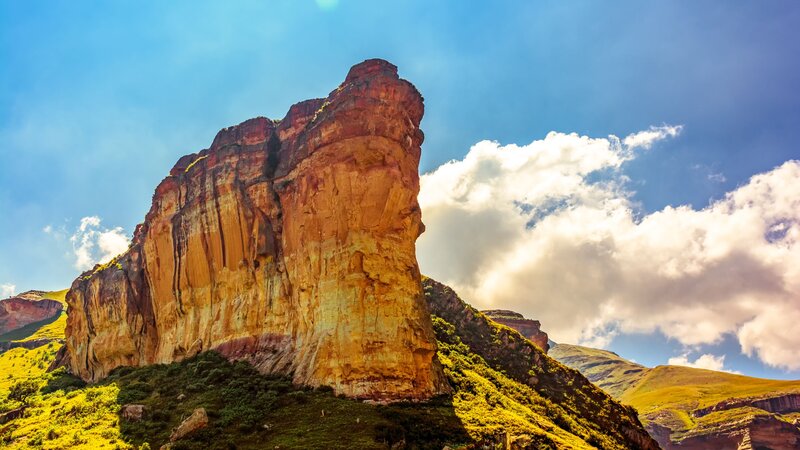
0, 294, 63, 335
694, 393, 800, 417
64, 59, 446, 401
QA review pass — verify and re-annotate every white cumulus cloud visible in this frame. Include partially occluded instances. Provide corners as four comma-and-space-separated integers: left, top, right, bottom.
668, 353, 730, 372
0, 283, 15, 298
70, 216, 131, 271
418, 125, 800, 371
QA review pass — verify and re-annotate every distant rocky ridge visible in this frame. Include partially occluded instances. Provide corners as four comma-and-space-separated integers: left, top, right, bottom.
0, 291, 62, 336
694, 392, 800, 418
550, 343, 800, 450
63, 59, 446, 401
482, 309, 549, 352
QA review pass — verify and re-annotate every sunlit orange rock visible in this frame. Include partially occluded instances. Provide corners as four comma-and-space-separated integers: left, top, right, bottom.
64, 59, 446, 401
482, 309, 550, 352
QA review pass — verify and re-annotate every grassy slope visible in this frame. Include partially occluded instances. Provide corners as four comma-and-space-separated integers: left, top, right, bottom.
550, 343, 800, 441
0, 282, 655, 450
424, 278, 657, 450
549, 344, 647, 398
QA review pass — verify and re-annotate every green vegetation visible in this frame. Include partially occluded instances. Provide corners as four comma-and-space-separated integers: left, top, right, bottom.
434, 316, 600, 449
549, 344, 648, 398
0, 343, 58, 395
184, 155, 208, 173
7, 380, 40, 405
621, 365, 800, 413
550, 342, 800, 442
423, 278, 655, 449
2, 351, 470, 449
85, 257, 125, 279
1, 281, 653, 449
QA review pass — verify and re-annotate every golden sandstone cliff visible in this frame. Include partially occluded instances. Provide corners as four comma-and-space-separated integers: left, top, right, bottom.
64, 59, 446, 401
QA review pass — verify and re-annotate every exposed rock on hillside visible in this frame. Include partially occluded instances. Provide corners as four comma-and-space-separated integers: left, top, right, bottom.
482, 309, 549, 352
550, 343, 800, 450
671, 414, 800, 450
0, 293, 62, 336
424, 278, 660, 449
694, 392, 800, 417
64, 59, 445, 401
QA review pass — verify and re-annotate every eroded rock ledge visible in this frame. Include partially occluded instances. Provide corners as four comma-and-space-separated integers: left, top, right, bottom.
482, 309, 550, 352
64, 59, 447, 401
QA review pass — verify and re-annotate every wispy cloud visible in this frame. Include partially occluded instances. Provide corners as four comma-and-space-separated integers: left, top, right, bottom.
418, 126, 800, 371
692, 163, 727, 183
623, 125, 683, 150
69, 216, 131, 271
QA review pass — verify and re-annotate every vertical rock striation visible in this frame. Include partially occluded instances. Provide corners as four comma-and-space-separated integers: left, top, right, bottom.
64, 59, 446, 401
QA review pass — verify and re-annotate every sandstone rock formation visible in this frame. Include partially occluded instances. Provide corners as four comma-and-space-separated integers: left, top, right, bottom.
666, 414, 800, 450
0, 293, 62, 336
170, 408, 208, 442
64, 59, 446, 401
482, 309, 549, 352
694, 392, 800, 417
120, 404, 146, 422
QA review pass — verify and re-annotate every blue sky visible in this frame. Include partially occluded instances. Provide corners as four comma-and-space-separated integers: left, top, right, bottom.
2, 1, 799, 379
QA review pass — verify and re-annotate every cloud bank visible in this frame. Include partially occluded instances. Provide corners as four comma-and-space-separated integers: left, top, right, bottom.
417, 126, 800, 371
69, 216, 131, 271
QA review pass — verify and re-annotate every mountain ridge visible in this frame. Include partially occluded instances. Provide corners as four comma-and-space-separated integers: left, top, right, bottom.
550, 342, 800, 449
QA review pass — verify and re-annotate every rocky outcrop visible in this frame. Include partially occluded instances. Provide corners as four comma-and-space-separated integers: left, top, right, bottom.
482, 309, 549, 352
667, 415, 800, 450
424, 278, 661, 450
0, 407, 25, 425
120, 404, 146, 422
0, 294, 62, 335
551, 343, 800, 450
170, 408, 208, 442
694, 393, 800, 417
64, 59, 446, 401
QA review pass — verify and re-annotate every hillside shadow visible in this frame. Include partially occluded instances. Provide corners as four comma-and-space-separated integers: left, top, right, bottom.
42, 352, 471, 450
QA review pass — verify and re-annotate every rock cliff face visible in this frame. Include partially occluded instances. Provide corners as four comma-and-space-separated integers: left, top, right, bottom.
64, 59, 446, 401
482, 309, 549, 352
0, 293, 63, 336
665, 415, 800, 450
694, 393, 800, 417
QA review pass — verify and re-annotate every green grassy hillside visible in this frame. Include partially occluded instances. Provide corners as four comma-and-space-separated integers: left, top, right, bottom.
550, 343, 800, 445
548, 344, 647, 398
1, 283, 658, 449
423, 278, 658, 449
